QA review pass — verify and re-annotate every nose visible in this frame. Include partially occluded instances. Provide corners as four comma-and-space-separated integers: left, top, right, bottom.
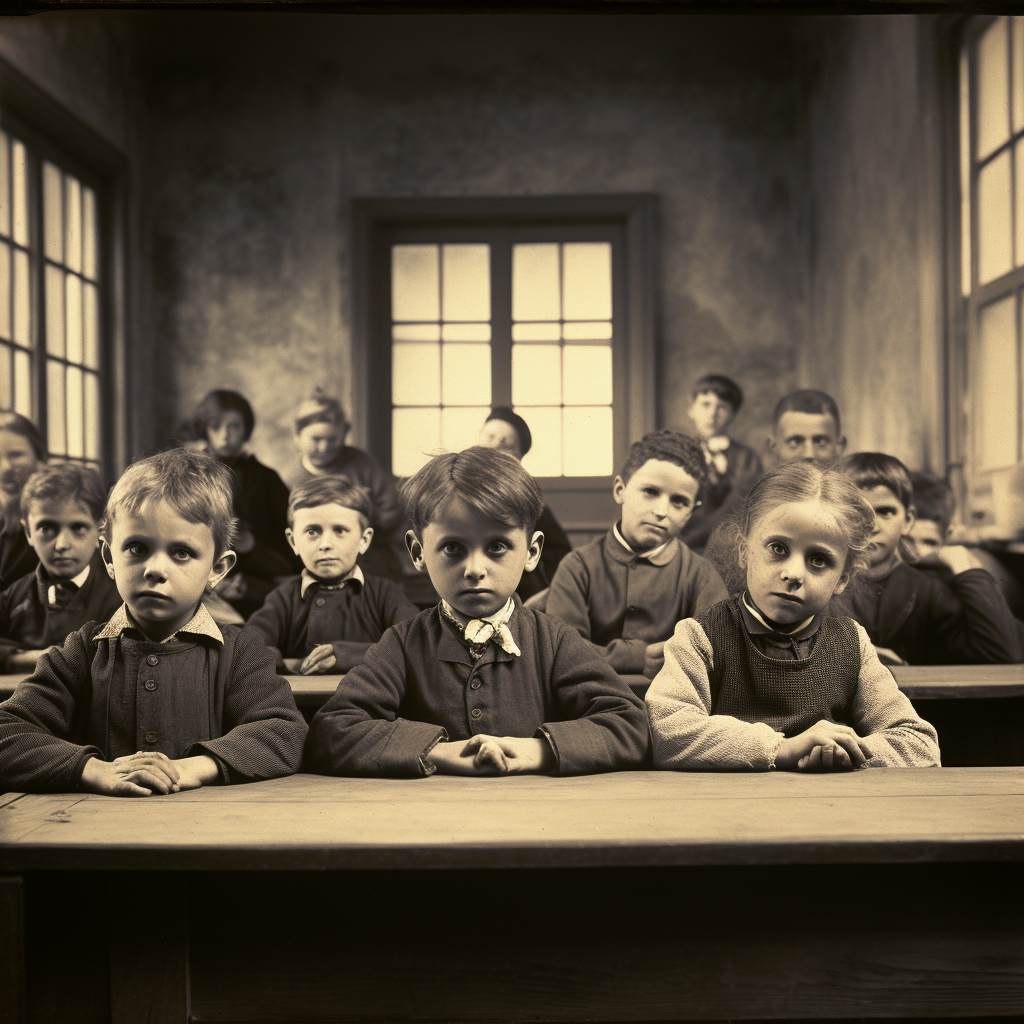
318, 534, 333, 549
652, 495, 670, 518
53, 528, 73, 551
143, 553, 170, 582
463, 551, 487, 581
779, 556, 803, 584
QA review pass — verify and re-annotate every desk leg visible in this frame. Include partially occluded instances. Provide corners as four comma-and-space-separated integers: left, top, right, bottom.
0, 875, 26, 1024
109, 874, 189, 1024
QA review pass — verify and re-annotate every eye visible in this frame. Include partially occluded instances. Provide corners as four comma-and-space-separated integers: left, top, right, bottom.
643, 487, 658, 497
487, 540, 510, 556
125, 542, 146, 558
305, 528, 320, 538
172, 547, 195, 562
442, 542, 464, 557
768, 541, 787, 556
672, 497, 690, 508
808, 553, 833, 569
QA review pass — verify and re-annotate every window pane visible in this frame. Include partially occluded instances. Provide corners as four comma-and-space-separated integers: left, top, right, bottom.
47, 359, 66, 457
441, 244, 489, 322
66, 365, 84, 458
512, 322, 561, 342
978, 150, 1013, 283
66, 274, 83, 364
563, 345, 613, 405
43, 162, 63, 264
0, 345, 11, 407
512, 344, 561, 406
978, 17, 1010, 159
562, 321, 613, 341
441, 322, 490, 342
519, 406, 561, 477
976, 294, 1018, 470
441, 406, 490, 453
392, 407, 441, 477
0, 242, 9, 339
441, 342, 491, 406
1014, 18, 1024, 134
392, 245, 439, 322
13, 249, 30, 346
563, 406, 614, 477
392, 342, 440, 406
512, 244, 559, 321
83, 283, 99, 369
0, 131, 9, 238
562, 242, 612, 321
13, 347, 31, 417
82, 186, 98, 281
84, 371, 100, 460
961, 46, 973, 295
45, 264, 65, 358
11, 140, 28, 248
65, 176, 82, 274
393, 323, 441, 342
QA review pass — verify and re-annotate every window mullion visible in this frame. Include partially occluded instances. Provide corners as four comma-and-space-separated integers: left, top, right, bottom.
490, 234, 512, 407
28, 144, 46, 432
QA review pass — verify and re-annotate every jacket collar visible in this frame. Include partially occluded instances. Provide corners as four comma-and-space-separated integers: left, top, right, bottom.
300, 564, 364, 599
95, 601, 224, 645
608, 524, 680, 567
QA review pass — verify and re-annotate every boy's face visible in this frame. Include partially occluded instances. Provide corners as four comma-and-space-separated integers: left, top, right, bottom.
0, 431, 39, 504
907, 519, 945, 561
286, 503, 373, 580
102, 498, 234, 642
613, 458, 701, 552
297, 422, 344, 469
770, 411, 845, 466
207, 410, 247, 459
478, 420, 522, 460
23, 498, 100, 580
406, 495, 542, 622
860, 484, 914, 574
688, 392, 735, 440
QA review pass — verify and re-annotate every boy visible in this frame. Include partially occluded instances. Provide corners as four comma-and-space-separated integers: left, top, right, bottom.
304, 446, 648, 777
247, 477, 418, 673
837, 453, 1020, 665
680, 374, 763, 553
546, 429, 729, 679
768, 389, 846, 466
0, 448, 307, 795
0, 464, 120, 673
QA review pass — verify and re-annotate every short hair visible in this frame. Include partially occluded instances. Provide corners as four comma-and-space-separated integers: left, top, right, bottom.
485, 406, 532, 456
619, 429, 707, 486
772, 389, 842, 435
103, 448, 238, 554
692, 374, 743, 411
21, 463, 107, 523
837, 452, 914, 510
293, 388, 349, 436
401, 446, 543, 535
193, 390, 255, 442
0, 412, 47, 462
910, 472, 955, 535
287, 476, 373, 530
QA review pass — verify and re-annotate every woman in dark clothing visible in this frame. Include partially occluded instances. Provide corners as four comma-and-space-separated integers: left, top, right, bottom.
0, 412, 45, 591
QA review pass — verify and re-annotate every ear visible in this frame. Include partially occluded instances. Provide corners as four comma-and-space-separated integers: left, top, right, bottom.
100, 539, 117, 579
612, 475, 626, 505
836, 436, 848, 456
21, 519, 30, 543
832, 570, 850, 597
525, 531, 544, 573
737, 534, 749, 570
285, 527, 297, 555
902, 505, 917, 532
358, 526, 374, 555
765, 435, 777, 454
207, 550, 237, 591
405, 530, 426, 573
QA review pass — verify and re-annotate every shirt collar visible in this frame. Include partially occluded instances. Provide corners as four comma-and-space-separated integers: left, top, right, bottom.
611, 522, 677, 566
300, 564, 364, 599
37, 561, 92, 589
95, 601, 224, 645
740, 592, 819, 641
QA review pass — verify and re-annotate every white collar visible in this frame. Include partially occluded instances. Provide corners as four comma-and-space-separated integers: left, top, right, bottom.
613, 522, 671, 562
741, 592, 814, 636
300, 563, 364, 598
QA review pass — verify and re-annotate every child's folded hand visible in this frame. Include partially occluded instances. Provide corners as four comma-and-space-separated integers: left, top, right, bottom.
80, 751, 182, 797
643, 642, 666, 680
299, 644, 338, 675
776, 721, 872, 772
935, 544, 983, 575
463, 735, 556, 774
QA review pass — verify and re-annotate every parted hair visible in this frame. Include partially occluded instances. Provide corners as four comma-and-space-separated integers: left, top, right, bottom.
692, 373, 743, 411
193, 389, 255, 442
103, 448, 238, 554
772, 389, 842, 434
909, 472, 955, 535
619, 429, 706, 486
21, 463, 107, 523
837, 452, 914, 510
287, 476, 373, 530
401, 446, 544, 535
293, 388, 348, 436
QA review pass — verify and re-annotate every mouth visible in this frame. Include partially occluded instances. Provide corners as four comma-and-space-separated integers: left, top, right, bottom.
771, 592, 804, 605
135, 590, 172, 602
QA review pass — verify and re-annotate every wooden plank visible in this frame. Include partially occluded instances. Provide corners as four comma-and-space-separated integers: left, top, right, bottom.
0, 793, 87, 843
0, 791, 25, 809
0, 875, 25, 1024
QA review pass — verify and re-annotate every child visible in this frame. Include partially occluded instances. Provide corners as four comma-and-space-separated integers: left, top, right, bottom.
546, 430, 728, 679
646, 461, 940, 771
247, 477, 418, 673
0, 448, 307, 795
768, 389, 846, 467
836, 453, 1020, 665
0, 464, 120, 673
0, 412, 46, 591
303, 446, 649, 777
680, 374, 763, 553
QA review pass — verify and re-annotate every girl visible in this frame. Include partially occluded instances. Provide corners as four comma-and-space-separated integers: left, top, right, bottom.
646, 461, 940, 771
0, 413, 46, 591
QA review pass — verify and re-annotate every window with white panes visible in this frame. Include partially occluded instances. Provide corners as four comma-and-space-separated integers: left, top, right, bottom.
390, 238, 618, 479
0, 126, 104, 472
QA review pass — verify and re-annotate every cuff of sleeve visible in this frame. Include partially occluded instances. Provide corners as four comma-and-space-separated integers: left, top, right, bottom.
377, 720, 447, 777
616, 639, 649, 675
765, 733, 785, 771
534, 726, 561, 773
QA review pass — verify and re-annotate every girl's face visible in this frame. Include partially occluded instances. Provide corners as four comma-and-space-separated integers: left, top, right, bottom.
744, 499, 850, 624
0, 430, 40, 506
207, 410, 247, 459
296, 421, 344, 468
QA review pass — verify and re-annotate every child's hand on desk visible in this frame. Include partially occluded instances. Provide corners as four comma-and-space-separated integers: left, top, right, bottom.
643, 642, 665, 680
80, 752, 220, 797
299, 644, 338, 674
428, 735, 556, 775
775, 721, 872, 772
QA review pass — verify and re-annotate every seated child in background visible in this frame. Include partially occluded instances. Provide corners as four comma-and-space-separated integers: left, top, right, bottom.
680, 374, 763, 554
646, 461, 940, 771
0, 448, 307, 795
546, 430, 728, 679
304, 447, 649, 777
0, 464, 120, 673
247, 477, 418, 674
836, 453, 1020, 665
0, 412, 46, 591
768, 389, 846, 467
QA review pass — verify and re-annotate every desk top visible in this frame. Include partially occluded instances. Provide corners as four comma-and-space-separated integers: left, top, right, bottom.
1, 768, 1020, 872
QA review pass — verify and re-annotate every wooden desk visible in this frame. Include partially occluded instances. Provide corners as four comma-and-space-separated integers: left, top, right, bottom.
1, 769, 1021, 1022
